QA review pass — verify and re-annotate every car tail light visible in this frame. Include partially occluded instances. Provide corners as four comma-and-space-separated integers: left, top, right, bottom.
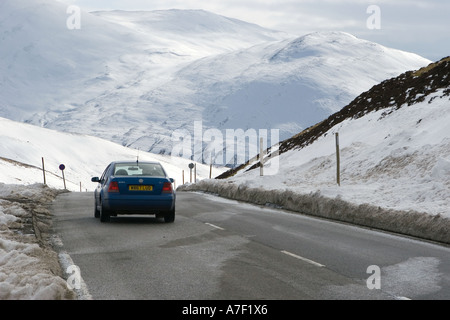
162, 182, 173, 194
108, 181, 119, 193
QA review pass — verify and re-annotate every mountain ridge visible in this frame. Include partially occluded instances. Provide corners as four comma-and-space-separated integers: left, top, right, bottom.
0, 1, 431, 163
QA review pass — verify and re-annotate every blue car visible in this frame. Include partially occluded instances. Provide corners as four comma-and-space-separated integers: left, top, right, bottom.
91, 161, 176, 223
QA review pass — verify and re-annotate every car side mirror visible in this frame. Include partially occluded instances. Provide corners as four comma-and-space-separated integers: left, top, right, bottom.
91, 177, 100, 183
170, 178, 175, 183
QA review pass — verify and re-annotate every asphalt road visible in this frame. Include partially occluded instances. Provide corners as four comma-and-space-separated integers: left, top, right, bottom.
50, 191, 450, 300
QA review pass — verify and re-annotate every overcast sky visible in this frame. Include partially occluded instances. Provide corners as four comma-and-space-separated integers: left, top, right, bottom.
58, 0, 449, 61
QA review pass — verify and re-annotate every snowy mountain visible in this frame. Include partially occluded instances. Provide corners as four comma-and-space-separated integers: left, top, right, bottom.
0, 0, 431, 164
0, 0, 286, 120
182, 56, 450, 243
170, 31, 431, 141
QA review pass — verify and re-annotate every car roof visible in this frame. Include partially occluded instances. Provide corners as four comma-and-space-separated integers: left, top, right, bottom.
111, 160, 161, 165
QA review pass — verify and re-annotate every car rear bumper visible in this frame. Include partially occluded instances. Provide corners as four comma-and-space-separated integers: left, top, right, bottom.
104, 194, 175, 214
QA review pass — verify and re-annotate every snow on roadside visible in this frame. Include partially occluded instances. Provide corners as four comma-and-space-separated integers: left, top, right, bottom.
0, 183, 75, 300
225, 91, 450, 217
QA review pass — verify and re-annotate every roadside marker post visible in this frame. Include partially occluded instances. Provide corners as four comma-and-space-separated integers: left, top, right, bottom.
209, 152, 213, 179
260, 137, 264, 176
42, 157, 46, 185
335, 133, 341, 186
189, 163, 194, 183
59, 164, 67, 190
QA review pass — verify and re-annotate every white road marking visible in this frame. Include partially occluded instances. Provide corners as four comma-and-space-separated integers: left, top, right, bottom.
281, 250, 325, 268
205, 223, 225, 230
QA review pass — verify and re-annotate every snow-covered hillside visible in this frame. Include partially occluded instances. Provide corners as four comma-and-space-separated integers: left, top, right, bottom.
1, 0, 430, 163
180, 57, 450, 243
236, 89, 450, 217
0, 117, 226, 192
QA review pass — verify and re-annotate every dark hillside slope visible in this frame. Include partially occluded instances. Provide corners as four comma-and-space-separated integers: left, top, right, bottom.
280, 56, 450, 153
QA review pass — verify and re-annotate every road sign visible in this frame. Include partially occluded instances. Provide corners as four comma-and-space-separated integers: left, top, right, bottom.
59, 164, 67, 189
188, 163, 195, 169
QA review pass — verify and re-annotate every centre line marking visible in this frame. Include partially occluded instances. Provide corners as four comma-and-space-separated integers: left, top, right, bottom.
281, 250, 325, 268
205, 223, 225, 230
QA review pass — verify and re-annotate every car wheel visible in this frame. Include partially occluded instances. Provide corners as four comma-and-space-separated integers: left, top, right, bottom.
99, 199, 111, 223
94, 199, 100, 218
164, 208, 175, 223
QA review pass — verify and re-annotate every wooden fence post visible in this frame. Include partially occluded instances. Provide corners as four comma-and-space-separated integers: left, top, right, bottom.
41, 157, 46, 185
336, 133, 340, 186
260, 137, 264, 176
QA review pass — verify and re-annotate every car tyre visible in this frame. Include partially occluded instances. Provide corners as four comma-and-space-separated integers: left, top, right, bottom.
100, 199, 111, 223
164, 208, 175, 223
94, 200, 100, 218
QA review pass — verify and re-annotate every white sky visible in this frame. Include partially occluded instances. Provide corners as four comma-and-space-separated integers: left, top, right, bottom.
57, 0, 450, 61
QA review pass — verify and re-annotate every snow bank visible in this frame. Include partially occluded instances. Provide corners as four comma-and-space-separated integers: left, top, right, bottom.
0, 183, 75, 300
177, 179, 450, 244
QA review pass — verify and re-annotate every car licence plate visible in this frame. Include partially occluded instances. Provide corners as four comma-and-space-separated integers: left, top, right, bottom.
129, 185, 153, 191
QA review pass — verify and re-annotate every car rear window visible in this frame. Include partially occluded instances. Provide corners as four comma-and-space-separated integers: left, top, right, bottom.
113, 163, 165, 177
